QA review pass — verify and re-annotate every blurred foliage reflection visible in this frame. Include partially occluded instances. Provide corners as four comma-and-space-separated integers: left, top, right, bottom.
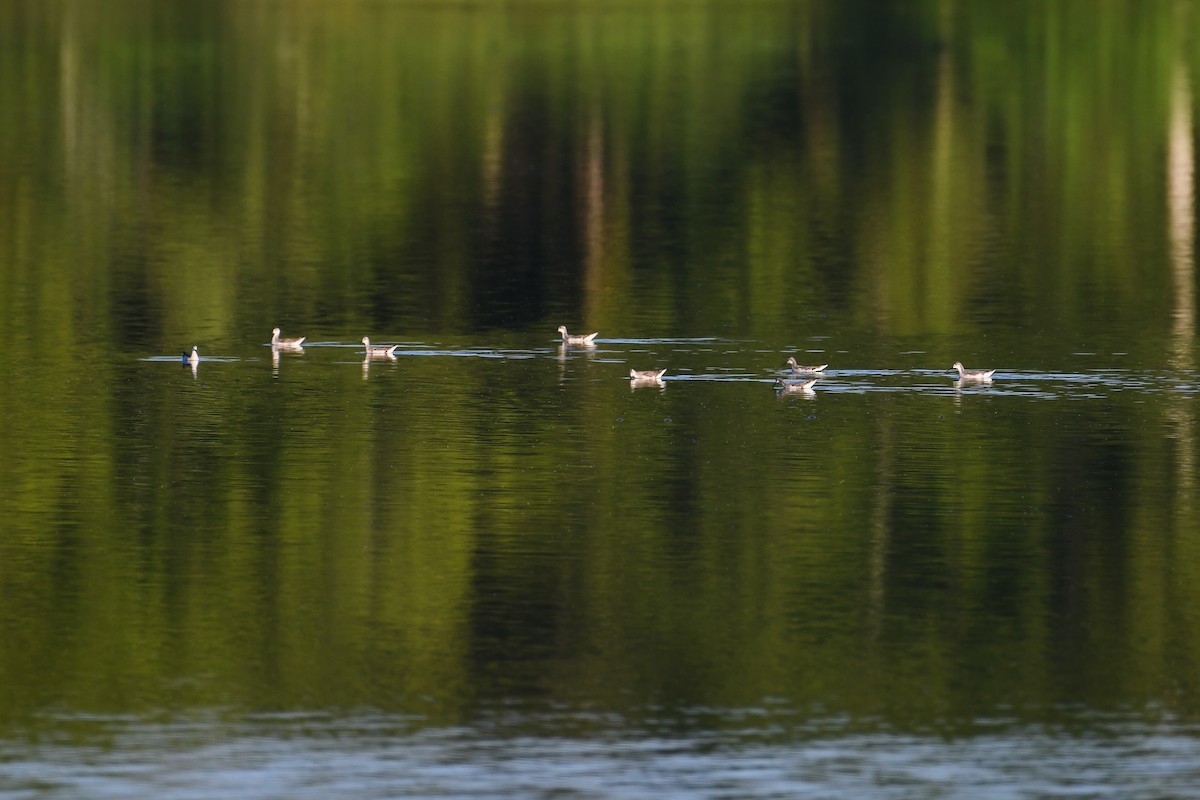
0, 0, 1198, 734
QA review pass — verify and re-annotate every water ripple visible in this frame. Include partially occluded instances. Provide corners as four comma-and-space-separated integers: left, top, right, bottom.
4, 710, 1199, 800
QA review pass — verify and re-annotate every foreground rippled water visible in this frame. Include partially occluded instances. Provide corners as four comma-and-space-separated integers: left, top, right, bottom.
6, 710, 1200, 799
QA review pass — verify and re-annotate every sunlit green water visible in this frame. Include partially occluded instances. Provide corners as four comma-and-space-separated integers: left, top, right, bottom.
2, 1, 1200, 796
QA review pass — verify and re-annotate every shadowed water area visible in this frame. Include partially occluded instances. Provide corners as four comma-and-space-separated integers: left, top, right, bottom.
2, 1, 1200, 797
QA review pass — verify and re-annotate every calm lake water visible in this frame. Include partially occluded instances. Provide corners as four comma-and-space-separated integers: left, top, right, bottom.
3, 1, 1200, 797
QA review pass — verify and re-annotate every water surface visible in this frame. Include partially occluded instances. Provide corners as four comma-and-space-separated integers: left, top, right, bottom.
2, 1, 1199, 797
